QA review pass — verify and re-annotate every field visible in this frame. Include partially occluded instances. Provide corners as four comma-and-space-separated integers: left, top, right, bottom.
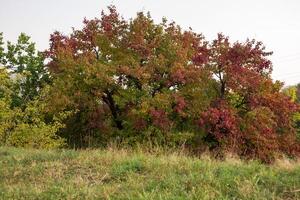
1, 146, 300, 200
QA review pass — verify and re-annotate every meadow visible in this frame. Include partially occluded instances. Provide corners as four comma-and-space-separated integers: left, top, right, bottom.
1, 146, 300, 200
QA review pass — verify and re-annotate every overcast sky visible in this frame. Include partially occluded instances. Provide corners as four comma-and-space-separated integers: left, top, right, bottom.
1, 0, 300, 85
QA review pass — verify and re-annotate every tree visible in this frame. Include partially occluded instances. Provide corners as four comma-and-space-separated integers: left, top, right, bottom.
195, 34, 300, 161
45, 6, 214, 147
0, 35, 65, 149
0, 67, 14, 144
42, 6, 300, 161
0, 32, 50, 107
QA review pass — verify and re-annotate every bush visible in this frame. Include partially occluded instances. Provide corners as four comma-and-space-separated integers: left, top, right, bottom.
7, 122, 65, 149
0, 76, 67, 148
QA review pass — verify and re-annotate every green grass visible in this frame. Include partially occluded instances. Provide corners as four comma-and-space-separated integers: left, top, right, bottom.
0, 147, 300, 200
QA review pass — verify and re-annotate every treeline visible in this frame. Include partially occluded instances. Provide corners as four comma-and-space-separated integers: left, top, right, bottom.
0, 6, 300, 162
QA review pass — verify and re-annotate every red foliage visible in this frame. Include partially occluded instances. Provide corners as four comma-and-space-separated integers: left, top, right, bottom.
44, 6, 300, 161
133, 117, 148, 131
195, 34, 300, 161
173, 95, 187, 117
171, 68, 186, 84
150, 108, 172, 131
199, 100, 241, 150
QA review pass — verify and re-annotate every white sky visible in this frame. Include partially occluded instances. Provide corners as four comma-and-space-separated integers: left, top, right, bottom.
1, 0, 300, 86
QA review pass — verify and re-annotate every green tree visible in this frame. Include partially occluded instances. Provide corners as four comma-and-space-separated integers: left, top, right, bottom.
0, 36, 65, 149
0, 67, 14, 144
0, 32, 50, 107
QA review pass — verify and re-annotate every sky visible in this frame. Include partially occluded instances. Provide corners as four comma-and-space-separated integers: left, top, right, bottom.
1, 0, 300, 86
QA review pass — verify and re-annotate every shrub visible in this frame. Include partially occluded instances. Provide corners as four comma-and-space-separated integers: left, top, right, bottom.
7, 122, 65, 149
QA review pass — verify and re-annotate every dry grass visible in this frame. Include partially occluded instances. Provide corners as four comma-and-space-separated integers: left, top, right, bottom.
274, 156, 300, 171
0, 146, 300, 199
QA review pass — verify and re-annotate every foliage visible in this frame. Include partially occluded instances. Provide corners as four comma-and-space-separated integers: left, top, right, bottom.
0, 6, 300, 162
283, 85, 300, 140
0, 32, 50, 108
0, 68, 65, 148
193, 34, 300, 162
4, 99, 67, 149
283, 85, 297, 102
41, 6, 300, 161
45, 6, 214, 147
0, 68, 15, 144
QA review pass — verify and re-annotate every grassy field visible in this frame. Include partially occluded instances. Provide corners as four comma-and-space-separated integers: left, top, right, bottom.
0, 147, 300, 200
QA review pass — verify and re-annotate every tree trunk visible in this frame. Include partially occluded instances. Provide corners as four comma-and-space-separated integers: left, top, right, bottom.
102, 90, 123, 130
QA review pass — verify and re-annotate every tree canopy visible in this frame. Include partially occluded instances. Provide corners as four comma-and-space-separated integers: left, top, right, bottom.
0, 6, 299, 162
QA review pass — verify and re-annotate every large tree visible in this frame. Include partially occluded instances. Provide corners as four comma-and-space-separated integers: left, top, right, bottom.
45, 6, 214, 146
44, 6, 300, 161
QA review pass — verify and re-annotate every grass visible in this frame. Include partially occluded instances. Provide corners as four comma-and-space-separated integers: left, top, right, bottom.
0, 146, 300, 199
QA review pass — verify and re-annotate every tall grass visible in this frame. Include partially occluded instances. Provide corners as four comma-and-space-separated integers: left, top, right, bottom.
0, 146, 300, 199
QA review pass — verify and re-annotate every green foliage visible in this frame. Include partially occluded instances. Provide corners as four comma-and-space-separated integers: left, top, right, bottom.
0, 32, 50, 107
283, 86, 297, 102
0, 68, 66, 148
283, 85, 300, 140
0, 68, 15, 144
6, 123, 65, 149
293, 111, 300, 139
0, 99, 66, 149
5, 100, 66, 149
